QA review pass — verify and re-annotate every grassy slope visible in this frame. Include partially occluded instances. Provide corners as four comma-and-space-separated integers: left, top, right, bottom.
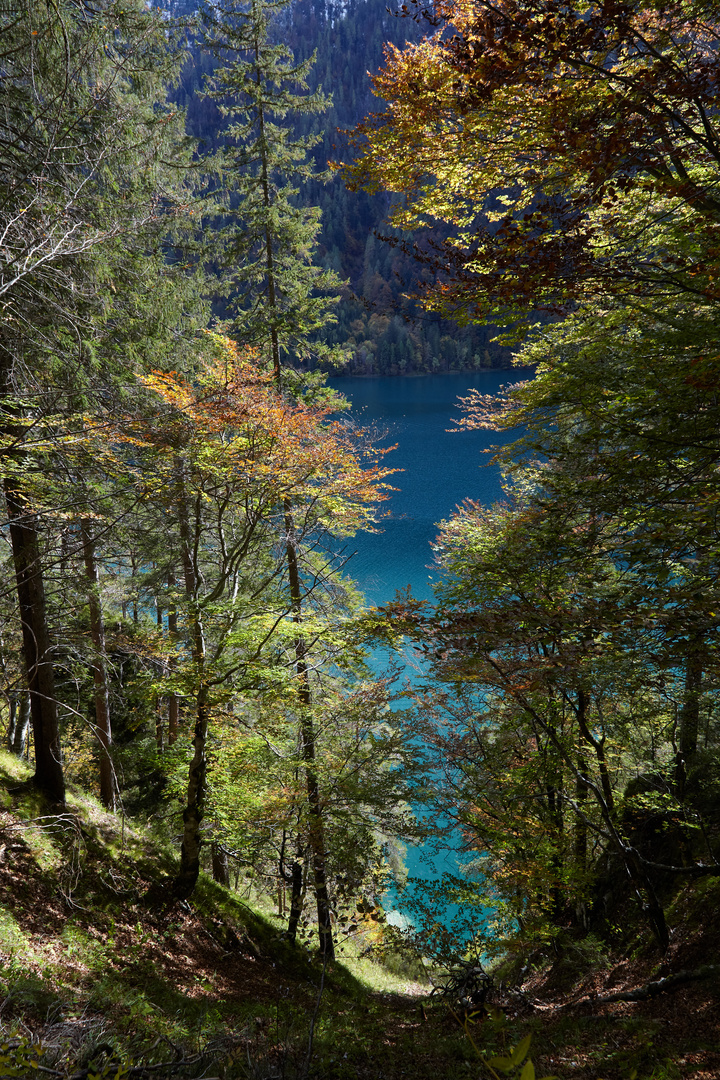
1, 749, 719, 1080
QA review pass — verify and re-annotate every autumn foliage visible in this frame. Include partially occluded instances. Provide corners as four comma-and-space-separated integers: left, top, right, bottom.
345, 0, 720, 331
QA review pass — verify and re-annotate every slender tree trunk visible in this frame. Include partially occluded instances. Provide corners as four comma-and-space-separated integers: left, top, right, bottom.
174, 610, 209, 898
285, 505, 335, 958
211, 841, 230, 886
575, 754, 588, 869
286, 849, 306, 945
168, 691, 179, 745
575, 691, 667, 943
7, 689, 30, 757
576, 689, 615, 817
287, 859, 305, 942
174, 461, 210, 900
546, 780, 564, 921
280, 828, 306, 942
154, 691, 164, 752
131, 553, 139, 624
4, 479, 64, 803
7, 692, 17, 750
626, 850, 670, 953
574, 749, 589, 928
155, 593, 165, 751
81, 521, 117, 811
676, 635, 703, 796
168, 571, 179, 745
15, 691, 30, 757
574, 692, 589, 876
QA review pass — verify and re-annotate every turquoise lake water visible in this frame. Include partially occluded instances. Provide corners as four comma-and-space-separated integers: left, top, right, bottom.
330, 371, 520, 606
330, 370, 526, 928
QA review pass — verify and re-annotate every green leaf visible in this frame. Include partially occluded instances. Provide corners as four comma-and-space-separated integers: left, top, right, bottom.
520, 1060, 535, 1080
511, 1036, 532, 1067
487, 1056, 514, 1073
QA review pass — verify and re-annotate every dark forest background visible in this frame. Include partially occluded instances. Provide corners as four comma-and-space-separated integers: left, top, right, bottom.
166, 0, 509, 375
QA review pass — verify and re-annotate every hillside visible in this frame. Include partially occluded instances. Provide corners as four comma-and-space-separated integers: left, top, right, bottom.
3, 4, 719, 1077
2, 749, 719, 1080
166, 0, 511, 376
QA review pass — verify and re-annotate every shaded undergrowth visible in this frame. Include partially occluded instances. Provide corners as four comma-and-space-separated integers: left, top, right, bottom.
1, 751, 719, 1080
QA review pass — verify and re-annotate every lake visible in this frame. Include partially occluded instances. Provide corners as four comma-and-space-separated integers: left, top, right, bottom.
330, 370, 526, 932
330, 370, 520, 606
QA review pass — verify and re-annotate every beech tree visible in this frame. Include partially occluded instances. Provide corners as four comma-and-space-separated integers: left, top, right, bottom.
106, 335, 393, 901
377, 277, 720, 954
372, 298, 720, 953
344, 0, 720, 334
343, 0, 720, 956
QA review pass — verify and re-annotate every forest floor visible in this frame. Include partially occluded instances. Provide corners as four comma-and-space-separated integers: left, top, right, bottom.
1, 750, 719, 1080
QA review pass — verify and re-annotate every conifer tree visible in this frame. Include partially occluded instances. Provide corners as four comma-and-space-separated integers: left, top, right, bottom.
200, 0, 350, 954
0, 0, 203, 804
202, 0, 343, 379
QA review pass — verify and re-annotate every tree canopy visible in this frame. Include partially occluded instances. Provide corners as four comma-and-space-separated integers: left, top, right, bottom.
348, 0, 720, 955
345, 0, 720, 334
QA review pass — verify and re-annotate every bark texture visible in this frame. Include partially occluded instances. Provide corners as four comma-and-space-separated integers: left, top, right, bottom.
285, 504, 335, 959
4, 479, 64, 803
173, 463, 209, 900
81, 521, 117, 811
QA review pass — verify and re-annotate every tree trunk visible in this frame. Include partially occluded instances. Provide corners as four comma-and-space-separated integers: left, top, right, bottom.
174, 462, 209, 900
575, 753, 588, 869
212, 841, 230, 887
168, 692, 179, 746
155, 696, 164, 753
676, 636, 703, 796
574, 750, 589, 929
81, 521, 117, 811
7, 693, 16, 751
284, 833, 306, 946
626, 849, 670, 954
168, 572, 179, 745
546, 780, 564, 921
286, 851, 306, 945
576, 689, 615, 817
131, 553, 139, 624
285, 503, 335, 959
155, 594, 165, 751
174, 659, 209, 899
4, 479, 64, 803
574, 691, 590, 873
7, 688, 30, 757
14, 690, 30, 756
280, 829, 306, 943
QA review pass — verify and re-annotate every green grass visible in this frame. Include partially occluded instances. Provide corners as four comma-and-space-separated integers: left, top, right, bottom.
1, 750, 719, 1079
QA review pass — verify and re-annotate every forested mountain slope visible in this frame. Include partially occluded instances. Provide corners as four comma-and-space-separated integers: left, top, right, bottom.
167, 0, 509, 374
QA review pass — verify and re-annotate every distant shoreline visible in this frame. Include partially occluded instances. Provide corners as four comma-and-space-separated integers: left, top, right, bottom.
328, 365, 519, 379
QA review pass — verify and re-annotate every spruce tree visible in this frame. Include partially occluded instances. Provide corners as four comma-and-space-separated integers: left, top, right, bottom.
202, 0, 343, 380
0, 0, 204, 804
200, 0, 346, 954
